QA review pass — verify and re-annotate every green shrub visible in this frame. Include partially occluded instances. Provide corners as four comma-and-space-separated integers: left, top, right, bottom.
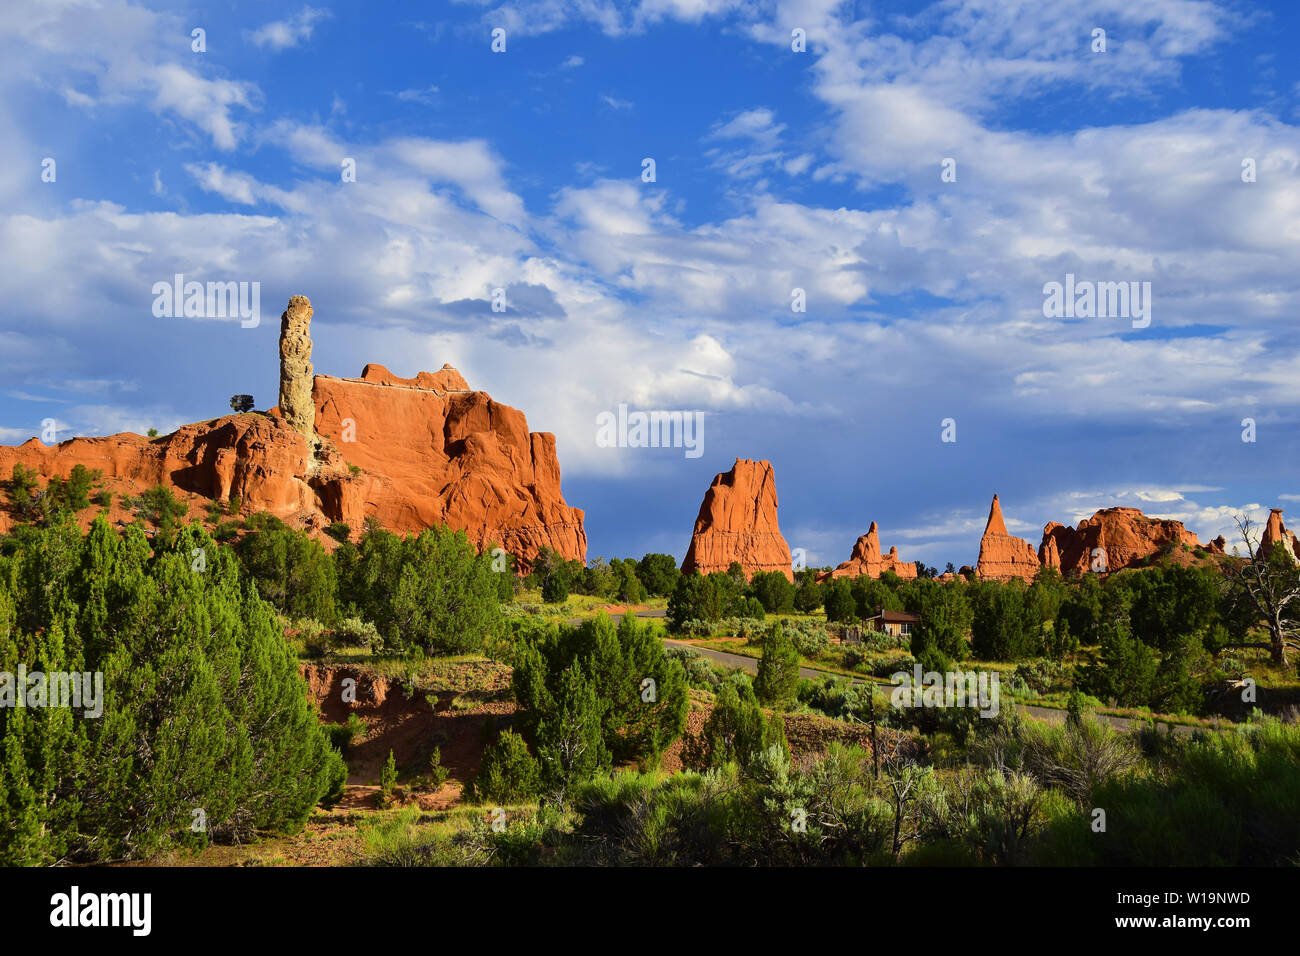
235, 513, 337, 624
472, 730, 541, 803
378, 749, 398, 807
426, 747, 450, 790
0, 517, 346, 864
325, 713, 366, 754
541, 570, 569, 603
332, 615, 380, 649
754, 623, 799, 709
511, 614, 688, 790
338, 524, 503, 656
683, 678, 788, 775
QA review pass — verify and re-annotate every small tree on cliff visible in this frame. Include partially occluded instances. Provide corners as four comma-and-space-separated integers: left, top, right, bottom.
229, 394, 255, 414
1222, 515, 1300, 668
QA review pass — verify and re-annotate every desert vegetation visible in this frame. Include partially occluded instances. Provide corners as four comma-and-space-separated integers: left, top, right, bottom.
2, 477, 1298, 867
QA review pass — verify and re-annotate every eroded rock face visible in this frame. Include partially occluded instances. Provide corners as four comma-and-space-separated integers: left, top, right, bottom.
681, 458, 793, 580
279, 295, 316, 440
312, 368, 586, 565
0, 415, 317, 534
823, 522, 917, 581
1260, 509, 1300, 562
1039, 507, 1202, 574
0, 362, 586, 568
977, 494, 1041, 582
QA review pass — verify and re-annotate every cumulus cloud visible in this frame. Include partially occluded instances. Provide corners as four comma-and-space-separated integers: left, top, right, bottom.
2, 0, 1298, 557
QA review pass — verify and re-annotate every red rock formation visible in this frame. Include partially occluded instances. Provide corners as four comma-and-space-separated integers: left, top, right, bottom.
681, 459, 792, 580
976, 494, 1041, 582
1041, 534, 1060, 571
822, 522, 917, 581
0, 415, 316, 523
0, 298, 586, 568
312, 365, 586, 564
1260, 509, 1300, 562
1039, 507, 1201, 575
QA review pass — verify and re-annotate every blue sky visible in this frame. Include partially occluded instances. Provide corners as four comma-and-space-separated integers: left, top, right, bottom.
2, 0, 1299, 569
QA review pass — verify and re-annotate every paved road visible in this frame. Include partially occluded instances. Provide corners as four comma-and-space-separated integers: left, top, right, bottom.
663, 638, 1202, 736
567, 607, 1205, 737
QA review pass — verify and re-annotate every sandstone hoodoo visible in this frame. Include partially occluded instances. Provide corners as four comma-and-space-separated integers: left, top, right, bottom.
1040, 506, 1202, 575
0, 296, 586, 568
681, 458, 793, 580
278, 295, 316, 441
1260, 508, 1300, 562
976, 494, 1040, 582
822, 522, 917, 581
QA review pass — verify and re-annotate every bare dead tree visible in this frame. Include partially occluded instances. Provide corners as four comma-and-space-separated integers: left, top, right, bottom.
1222, 514, 1300, 667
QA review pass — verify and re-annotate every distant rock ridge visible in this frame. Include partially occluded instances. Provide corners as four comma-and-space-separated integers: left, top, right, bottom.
976, 494, 1041, 582
0, 296, 586, 568
1040, 506, 1201, 575
822, 522, 917, 581
681, 459, 793, 580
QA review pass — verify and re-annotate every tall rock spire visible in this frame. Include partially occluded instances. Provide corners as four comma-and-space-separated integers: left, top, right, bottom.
977, 493, 1040, 582
983, 493, 1009, 537
278, 295, 315, 440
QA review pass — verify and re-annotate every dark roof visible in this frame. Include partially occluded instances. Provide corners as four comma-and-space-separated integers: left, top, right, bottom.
867, 609, 920, 623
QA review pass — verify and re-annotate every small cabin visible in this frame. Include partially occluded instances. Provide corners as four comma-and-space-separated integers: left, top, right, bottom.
863, 607, 919, 638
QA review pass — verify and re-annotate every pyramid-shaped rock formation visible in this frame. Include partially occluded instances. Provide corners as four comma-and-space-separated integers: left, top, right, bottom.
1260, 509, 1300, 562
1040, 507, 1200, 575
0, 296, 586, 568
822, 522, 917, 581
976, 494, 1041, 582
681, 458, 793, 580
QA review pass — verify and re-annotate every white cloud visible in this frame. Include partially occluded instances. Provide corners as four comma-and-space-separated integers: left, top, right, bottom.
245, 7, 332, 51
185, 163, 261, 206
390, 85, 440, 106
0, 0, 259, 151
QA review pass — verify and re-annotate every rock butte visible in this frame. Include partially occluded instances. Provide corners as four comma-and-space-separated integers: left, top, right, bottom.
681, 458, 793, 581
1040, 506, 1202, 575
976, 494, 1041, 582
821, 522, 917, 581
1260, 509, 1300, 562
0, 296, 586, 568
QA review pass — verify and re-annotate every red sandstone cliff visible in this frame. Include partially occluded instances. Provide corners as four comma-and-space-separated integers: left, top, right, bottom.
312, 364, 586, 564
976, 494, 1041, 582
0, 297, 586, 567
822, 522, 917, 581
1039, 507, 1201, 575
681, 459, 793, 580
